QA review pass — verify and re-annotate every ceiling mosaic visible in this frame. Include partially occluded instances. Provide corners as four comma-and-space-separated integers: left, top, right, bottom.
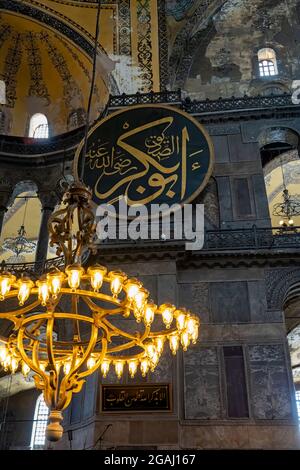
0, 0, 162, 136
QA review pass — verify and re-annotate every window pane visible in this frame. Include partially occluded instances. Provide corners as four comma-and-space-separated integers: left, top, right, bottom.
30, 394, 49, 449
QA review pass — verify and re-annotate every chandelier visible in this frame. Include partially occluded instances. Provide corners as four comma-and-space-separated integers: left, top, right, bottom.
0, 182, 200, 442
2, 197, 36, 258
272, 159, 300, 228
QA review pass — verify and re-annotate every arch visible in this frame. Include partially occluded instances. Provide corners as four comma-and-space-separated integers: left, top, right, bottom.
258, 48, 278, 77
28, 114, 49, 139
30, 394, 49, 449
266, 268, 300, 310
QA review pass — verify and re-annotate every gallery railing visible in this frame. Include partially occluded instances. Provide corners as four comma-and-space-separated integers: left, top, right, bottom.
108, 89, 182, 108
1, 226, 299, 274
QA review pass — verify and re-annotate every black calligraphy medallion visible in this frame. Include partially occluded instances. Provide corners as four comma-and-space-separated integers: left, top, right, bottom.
74, 105, 214, 214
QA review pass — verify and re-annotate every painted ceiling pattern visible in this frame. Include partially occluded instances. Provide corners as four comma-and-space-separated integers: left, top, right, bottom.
0, 0, 161, 136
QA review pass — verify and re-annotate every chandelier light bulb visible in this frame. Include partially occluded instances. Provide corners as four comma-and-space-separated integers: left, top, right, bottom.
144, 303, 156, 327
63, 360, 71, 375
0, 344, 8, 363
22, 361, 30, 377
124, 279, 141, 302
65, 264, 84, 291
169, 334, 180, 355
181, 330, 191, 351
87, 355, 96, 370
128, 360, 138, 378
10, 357, 19, 373
110, 272, 126, 297
17, 278, 34, 306
140, 358, 150, 377
289, 219, 294, 226
114, 361, 124, 379
175, 310, 187, 331
155, 336, 165, 355
161, 304, 175, 329
133, 289, 148, 322
47, 270, 65, 298
37, 279, 50, 306
87, 265, 107, 292
0, 273, 15, 300
101, 360, 110, 378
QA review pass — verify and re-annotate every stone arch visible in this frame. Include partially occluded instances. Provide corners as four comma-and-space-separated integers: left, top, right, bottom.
258, 127, 300, 151
266, 268, 300, 311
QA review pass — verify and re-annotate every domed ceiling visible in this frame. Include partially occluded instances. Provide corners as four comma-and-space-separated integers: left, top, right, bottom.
0, 10, 109, 136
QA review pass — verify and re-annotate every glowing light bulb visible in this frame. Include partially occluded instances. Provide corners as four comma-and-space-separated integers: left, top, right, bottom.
3, 355, 11, 371
128, 360, 138, 378
144, 303, 156, 327
87, 265, 107, 292
279, 220, 284, 226
36, 279, 49, 306
66, 264, 84, 290
101, 360, 110, 378
87, 356, 96, 370
289, 219, 294, 226
181, 330, 190, 351
160, 304, 175, 329
47, 270, 65, 298
114, 361, 124, 379
124, 279, 141, 302
22, 362, 30, 377
133, 289, 148, 322
140, 358, 149, 377
0, 273, 15, 300
150, 351, 159, 371
63, 360, 71, 375
110, 271, 126, 297
155, 337, 165, 355
169, 334, 180, 355
17, 278, 34, 306
145, 343, 157, 360
0, 344, 8, 363
175, 310, 186, 331
10, 357, 19, 373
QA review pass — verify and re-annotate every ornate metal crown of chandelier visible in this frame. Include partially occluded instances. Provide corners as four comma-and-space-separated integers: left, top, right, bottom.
0, 181, 200, 442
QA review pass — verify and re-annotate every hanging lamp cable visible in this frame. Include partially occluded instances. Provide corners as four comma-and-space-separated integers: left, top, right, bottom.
80, 0, 102, 180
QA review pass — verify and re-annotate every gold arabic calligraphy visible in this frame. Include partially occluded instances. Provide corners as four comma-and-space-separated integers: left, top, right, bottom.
104, 387, 168, 409
85, 116, 204, 206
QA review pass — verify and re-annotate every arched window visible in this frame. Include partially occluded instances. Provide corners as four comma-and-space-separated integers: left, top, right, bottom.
30, 394, 49, 449
28, 113, 49, 139
0, 80, 5, 105
258, 48, 278, 77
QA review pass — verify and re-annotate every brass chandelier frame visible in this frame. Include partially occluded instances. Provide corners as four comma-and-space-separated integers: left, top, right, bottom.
0, 182, 200, 442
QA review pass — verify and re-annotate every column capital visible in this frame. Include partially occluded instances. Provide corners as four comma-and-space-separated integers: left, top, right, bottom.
38, 190, 60, 211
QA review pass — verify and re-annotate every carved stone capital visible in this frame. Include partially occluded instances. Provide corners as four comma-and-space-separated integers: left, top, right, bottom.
38, 191, 60, 211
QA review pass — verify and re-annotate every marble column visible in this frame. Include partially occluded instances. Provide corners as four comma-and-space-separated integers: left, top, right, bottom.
35, 191, 60, 268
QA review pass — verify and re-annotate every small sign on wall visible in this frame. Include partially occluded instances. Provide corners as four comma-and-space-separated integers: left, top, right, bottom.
101, 384, 171, 412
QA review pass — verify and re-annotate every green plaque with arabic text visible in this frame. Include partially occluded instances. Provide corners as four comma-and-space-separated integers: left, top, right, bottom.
74, 105, 214, 214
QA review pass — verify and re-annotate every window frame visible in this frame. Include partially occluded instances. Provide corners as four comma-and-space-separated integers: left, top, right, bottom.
30, 394, 49, 450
